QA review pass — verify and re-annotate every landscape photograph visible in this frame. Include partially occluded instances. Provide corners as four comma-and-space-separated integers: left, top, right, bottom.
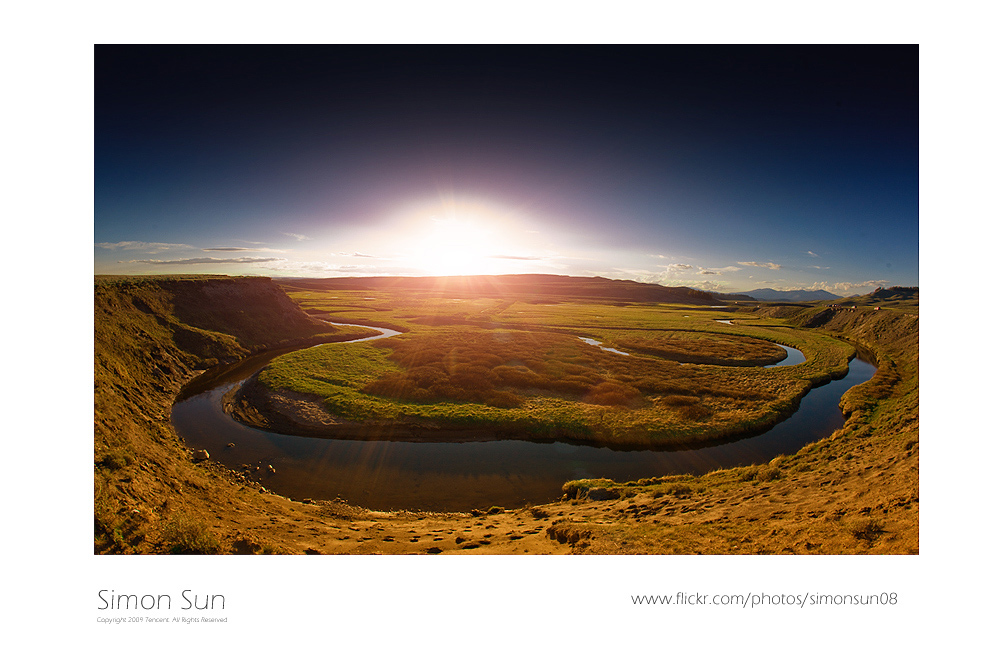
94, 44, 918, 556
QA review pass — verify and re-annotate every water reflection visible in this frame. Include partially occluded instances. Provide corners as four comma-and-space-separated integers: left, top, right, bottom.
578, 336, 630, 355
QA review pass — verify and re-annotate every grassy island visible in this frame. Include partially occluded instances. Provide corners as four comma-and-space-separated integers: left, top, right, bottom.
239, 291, 855, 447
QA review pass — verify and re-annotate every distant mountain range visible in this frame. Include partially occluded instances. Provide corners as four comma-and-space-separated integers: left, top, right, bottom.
721, 288, 842, 302
864, 286, 918, 301
718, 286, 919, 303
276, 274, 723, 305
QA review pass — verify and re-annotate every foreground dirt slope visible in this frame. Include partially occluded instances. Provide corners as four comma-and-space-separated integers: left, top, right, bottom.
94, 277, 917, 554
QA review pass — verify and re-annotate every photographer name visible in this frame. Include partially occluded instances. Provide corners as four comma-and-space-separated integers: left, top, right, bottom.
98, 589, 225, 611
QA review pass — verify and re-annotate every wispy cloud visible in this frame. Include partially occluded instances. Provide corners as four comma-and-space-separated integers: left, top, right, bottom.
806, 250, 820, 257
684, 280, 730, 292
202, 246, 287, 253
335, 251, 379, 259
95, 241, 193, 253
604, 266, 716, 288
122, 256, 283, 265
488, 254, 545, 261
283, 233, 311, 241
833, 279, 891, 293
738, 261, 782, 270
651, 263, 693, 275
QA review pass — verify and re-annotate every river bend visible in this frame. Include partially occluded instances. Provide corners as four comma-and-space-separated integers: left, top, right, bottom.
171, 325, 874, 511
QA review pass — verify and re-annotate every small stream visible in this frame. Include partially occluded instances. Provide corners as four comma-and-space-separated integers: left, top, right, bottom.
171, 327, 874, 512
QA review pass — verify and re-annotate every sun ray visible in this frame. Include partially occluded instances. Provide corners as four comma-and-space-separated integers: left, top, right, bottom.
379, 196, 548, 277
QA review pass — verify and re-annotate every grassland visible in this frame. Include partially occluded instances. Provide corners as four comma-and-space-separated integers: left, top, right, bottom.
94, 275, 918, 554
235, 289, 854, 447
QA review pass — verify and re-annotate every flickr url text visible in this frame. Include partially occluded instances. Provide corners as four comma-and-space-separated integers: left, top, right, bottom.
631, 592, 898, 608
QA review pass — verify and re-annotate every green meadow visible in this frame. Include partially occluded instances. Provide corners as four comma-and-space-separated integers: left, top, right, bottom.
250, 288, 855, 446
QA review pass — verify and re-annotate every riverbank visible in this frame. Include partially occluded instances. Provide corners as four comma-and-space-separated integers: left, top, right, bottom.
95, 276, 917, 554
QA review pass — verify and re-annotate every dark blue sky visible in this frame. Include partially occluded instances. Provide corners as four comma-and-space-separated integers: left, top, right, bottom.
95, 45, 917, 294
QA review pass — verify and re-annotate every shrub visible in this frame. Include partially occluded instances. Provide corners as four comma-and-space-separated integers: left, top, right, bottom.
484, 391, 524, 408
850, 518, 886, 542
96, 447, 136, 471
660, 395, 699, 407
756, 466, 781, 482
162, 514, 223, 554
677, 403, 712, 420
738, 465, 781, 483
585, 381, 642, 406
664, 482, 694, 496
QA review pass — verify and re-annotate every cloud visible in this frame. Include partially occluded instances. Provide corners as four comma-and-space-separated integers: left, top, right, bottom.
806, 250, 819, 257
652, 263, 693, 275
331, 264, 377, 272
738, 261, 782, 270
833, 279, 891, 293
698, 265, 743, 275
329, 264, 429, 276
202, 246, 284, 252
335, 251, 379, 258
488, 254, 545, 261
95, 241, 193, 252
261, 260, 345, 275
123, 256, 283, 265
283, 233, 311, 241
801, 281, 837, 292
808, 265, 831, 270
684, 280, 730, 292
604, 267, 729, 290
696, 265, 742, 275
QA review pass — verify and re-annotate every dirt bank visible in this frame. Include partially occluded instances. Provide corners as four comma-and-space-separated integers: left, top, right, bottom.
225, 376, 519, 443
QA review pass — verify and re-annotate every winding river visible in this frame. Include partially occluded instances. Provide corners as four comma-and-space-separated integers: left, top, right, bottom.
171, 326, 874, 512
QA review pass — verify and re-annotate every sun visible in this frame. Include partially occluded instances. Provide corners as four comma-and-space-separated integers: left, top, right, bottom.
410, 217, 497, 275
373, 196, 551, 277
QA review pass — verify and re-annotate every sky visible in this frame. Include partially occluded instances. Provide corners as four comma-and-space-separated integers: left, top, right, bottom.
95, 45, 918, 295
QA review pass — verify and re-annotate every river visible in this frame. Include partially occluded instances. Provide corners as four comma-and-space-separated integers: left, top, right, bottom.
171, 325, 875, 512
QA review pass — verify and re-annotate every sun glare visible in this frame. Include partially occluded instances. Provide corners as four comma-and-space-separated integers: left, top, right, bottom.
383, 198, 545, 276
411, 217, 496, 275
